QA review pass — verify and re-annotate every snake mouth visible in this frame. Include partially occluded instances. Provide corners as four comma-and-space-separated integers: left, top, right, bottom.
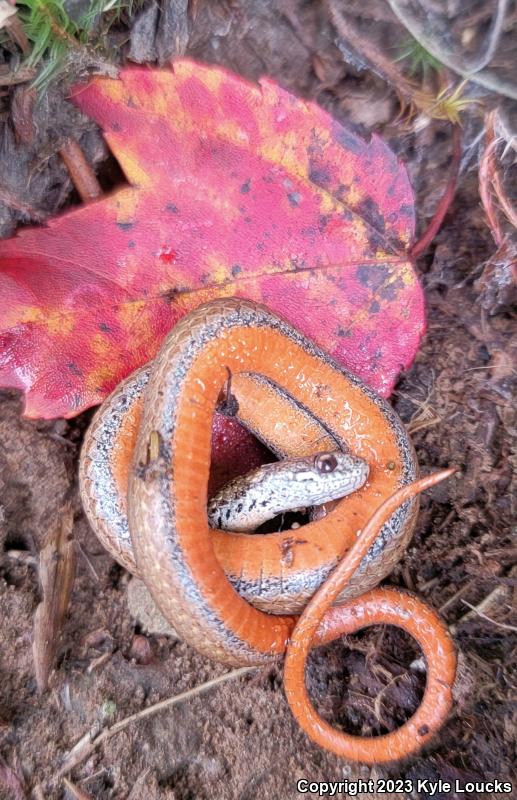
251, 507, 311, 535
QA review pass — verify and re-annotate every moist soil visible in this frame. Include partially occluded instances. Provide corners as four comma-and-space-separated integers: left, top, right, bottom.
0, 2, 515, 799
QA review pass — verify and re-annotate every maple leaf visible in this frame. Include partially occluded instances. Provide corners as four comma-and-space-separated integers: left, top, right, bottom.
0, 60, 423, 419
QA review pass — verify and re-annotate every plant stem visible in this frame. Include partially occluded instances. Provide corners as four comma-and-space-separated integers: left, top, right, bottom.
411, 125, 461, 258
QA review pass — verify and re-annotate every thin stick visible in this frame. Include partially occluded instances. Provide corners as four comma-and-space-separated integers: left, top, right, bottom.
59, 139, 102, 204
439, 578, 476, 613
411, 125, 461, 257
451, 566, 517, 634
58, 666, 256, 777
127, 769, 152, 800
0, 64, 37, 86
460, 600, 517, 632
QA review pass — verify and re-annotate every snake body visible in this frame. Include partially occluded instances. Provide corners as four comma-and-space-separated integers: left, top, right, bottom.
79, 297, 456, 763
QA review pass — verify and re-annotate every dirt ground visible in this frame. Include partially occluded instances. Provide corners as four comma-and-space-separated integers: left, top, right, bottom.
0, 2, 516, 799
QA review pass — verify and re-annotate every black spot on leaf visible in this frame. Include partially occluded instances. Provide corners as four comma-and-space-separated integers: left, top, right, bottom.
308, 162, 331, 186
68, 362, 82, 376
287, 192, 302, 208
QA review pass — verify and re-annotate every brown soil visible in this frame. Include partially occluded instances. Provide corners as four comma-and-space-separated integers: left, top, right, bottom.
0, 2, 515, 799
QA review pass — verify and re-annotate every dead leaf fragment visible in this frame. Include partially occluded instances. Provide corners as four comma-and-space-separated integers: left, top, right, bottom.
32, 503, 76, 691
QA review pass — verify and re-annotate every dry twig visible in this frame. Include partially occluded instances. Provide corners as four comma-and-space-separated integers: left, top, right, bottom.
59, 139, 102, 203
450, 566, 517, 634
460, 600, 517, 632
0, 64, 36, 85
126, 769, 152, 800
58, 667, 256, 777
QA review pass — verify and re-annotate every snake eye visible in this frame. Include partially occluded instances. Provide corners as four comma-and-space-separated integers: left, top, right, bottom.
314, 453, 338, 473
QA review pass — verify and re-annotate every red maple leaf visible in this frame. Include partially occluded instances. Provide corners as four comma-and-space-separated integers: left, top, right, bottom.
0, 60, 423, 420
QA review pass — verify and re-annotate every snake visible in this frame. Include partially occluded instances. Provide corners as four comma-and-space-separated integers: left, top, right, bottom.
79, 297, 457, 763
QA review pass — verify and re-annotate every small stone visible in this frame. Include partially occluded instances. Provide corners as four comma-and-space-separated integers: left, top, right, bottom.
128, 634, 154, 665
